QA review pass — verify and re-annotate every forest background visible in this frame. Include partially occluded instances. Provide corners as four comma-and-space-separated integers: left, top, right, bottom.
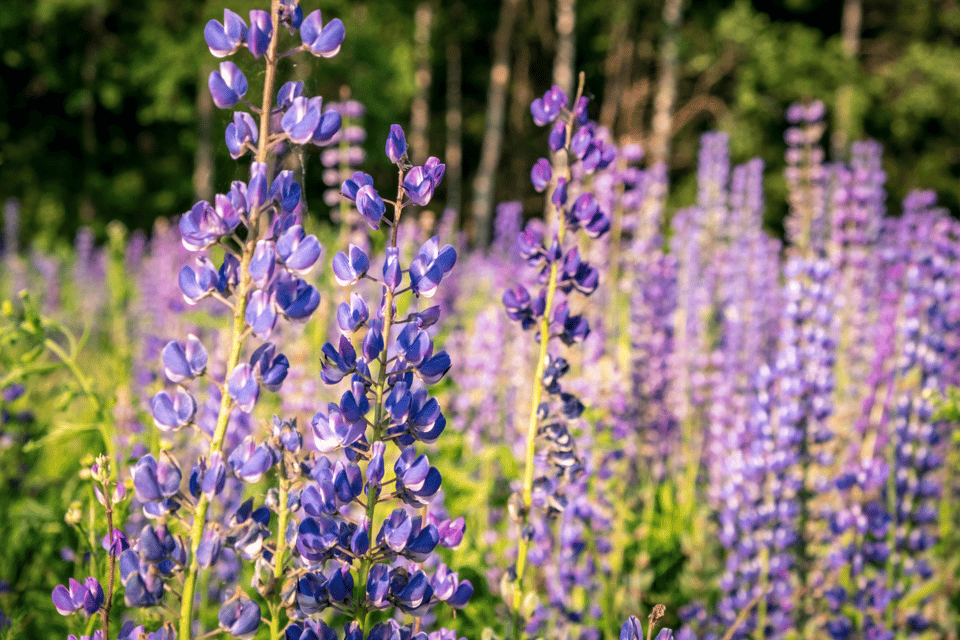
2, 0, 959, 249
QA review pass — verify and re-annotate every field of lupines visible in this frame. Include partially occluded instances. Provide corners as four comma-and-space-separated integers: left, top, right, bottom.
2, 2, 960, 640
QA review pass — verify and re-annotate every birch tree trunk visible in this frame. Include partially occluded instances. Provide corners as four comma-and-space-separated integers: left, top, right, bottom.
470, 0, 520, 247
553, 0, 576, 100
649, 0, 683, 168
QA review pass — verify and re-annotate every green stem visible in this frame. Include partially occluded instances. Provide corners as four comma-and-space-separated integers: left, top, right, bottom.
755, 546, 768, 640
44, 336, 116, 471
355, 165, 406, 631
179, 3, 282, 638
269, 601, 281, 640
99, 471, 117, 640
510, 74, 585, 637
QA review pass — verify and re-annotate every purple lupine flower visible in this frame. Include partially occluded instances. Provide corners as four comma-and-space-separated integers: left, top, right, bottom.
300, 10, 345, 57
337, 292, 369, 334
208, 61, 248, 109
245, 288, 277, 339
382, 247, 402, 291
247, 161, 269, 212
180, 199, 237, 251
277, 225, 322, 275
225, 111, 258, 159
332, 244, 370, 286
249, 240, 278, 287
52, 577, 104, 616
396, 324, 433, 366
356, 184, 386, 229
227, 436, 273, 483
132, 453, 182, 503
402, 166, 436, 206
548, 120, 566, 152
102, 529, 130, 556
311, 404, 365, 453
531, 158, 552, 193
279, 0, 304, 32
204, 9, 247, 58
621, 617, 672, 640
218, 594, 261, 639
161, 334, 207, 383
197, 526, 223, 567
341, 171, 374, 200
189, 452, 226, 498
228, 363, 260, 412
250, 342, 289, 392
282, 96, 322, 144
430, 565, 473, 608
150, 388, 197, 431
409, 237, 457, 298
269, 170, 302, 212
417, 352, 452, 386
275, 273, 321, 320
386, 124, 407, 164
362, 319, 385, 361
394, 448, 442, 507
530, 85, 567, 126
311, 103, 342, 145
277, 81, 303, 110
247, 9, 271, 58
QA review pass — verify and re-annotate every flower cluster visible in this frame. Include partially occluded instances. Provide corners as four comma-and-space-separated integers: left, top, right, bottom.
54, 18, 472, 631
296, 121, 471, 633
50, 3, 349, 639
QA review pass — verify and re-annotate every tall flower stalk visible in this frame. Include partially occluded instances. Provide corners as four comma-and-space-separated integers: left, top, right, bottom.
178, 2, 341, 635
502, 74, 614, 634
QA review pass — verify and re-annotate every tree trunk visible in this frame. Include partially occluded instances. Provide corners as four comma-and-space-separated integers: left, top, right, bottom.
553, 0, 576, 100
600, 1, 633, 132
833, 0, 862, 160
79, 7, 104, 225
410, 1, 435, 166
444, 3, 464, 225
470, 0, 520, 248
649, 0, 683, 168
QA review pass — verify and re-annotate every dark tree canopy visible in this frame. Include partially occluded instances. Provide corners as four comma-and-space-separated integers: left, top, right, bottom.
2, 0, 958, 248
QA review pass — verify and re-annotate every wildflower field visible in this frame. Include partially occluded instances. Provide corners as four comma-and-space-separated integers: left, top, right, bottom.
2, 2, 960, 640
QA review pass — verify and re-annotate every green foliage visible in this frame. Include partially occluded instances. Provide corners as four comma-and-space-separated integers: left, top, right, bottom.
4, 0, 959, 249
